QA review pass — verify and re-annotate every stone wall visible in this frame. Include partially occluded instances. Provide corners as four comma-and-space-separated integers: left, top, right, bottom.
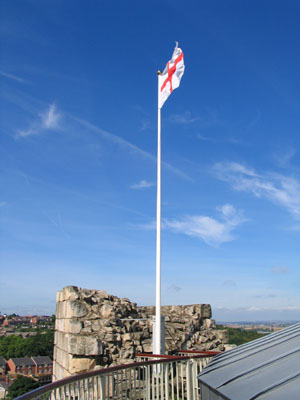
54, 286, 228, 381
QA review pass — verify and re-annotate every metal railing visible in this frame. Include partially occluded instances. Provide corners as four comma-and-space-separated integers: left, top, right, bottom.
15, 352, 219, 400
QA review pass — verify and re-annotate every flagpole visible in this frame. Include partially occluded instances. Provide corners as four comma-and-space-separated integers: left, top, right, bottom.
155, 70, 162, 355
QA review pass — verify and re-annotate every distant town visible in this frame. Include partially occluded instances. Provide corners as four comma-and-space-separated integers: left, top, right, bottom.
0, 313, 55, 398
218, 321, 296, 333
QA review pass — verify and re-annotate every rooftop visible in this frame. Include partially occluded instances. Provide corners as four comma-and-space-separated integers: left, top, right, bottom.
198, 322, 300, 399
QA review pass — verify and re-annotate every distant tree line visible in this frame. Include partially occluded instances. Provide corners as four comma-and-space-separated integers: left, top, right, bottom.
217, 325, 266, 346
0, 330, 54, 359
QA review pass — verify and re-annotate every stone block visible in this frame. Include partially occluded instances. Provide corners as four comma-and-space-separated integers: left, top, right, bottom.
54, 347, 69, 370
65, 300, 88, 318
61, 286, 80, 301
100, 304, 114, 319
104, 333, 116, 342
119, 348, 133, 359
202, 319, 213, 329
142, 342, 152, 352
68, 335, 104, 356
69, 357, 96, 374
64, 319, 82, 334
216, 329, 229, 343
56, 301, 66, 319
55, 318, 65, 332
132, 332, 143, 340
198, 304, 212, 319
56, 291, 63, 303
122, 333, 132, 342
53, 361, 65, 381
55, 331, 69, 350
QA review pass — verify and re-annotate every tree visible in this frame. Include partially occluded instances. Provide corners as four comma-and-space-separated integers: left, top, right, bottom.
0, 335, 25, 359
7, 313, 17, 320
7, 375, 40, 399
216, 325, 265, 345
0, 330, 54, 359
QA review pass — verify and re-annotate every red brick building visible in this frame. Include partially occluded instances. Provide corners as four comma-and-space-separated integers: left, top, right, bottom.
31, 356, 53, 376
7, 357, 35, 376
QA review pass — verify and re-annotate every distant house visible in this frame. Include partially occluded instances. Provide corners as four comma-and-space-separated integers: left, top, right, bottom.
0, 358, 6, 376
7, 357, 35, 376
31, 356, 53, 378
30, 316, 38, 325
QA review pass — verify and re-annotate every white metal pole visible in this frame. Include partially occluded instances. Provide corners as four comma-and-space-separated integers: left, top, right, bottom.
155, 71, 162, 355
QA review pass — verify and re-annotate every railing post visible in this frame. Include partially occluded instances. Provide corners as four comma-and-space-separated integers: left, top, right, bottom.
160, 363, 164, 399
191, 359, 198, 400
99, 375, 106, 400
164, 363, 169, 399
186, 360, 193, 400
146, 365, 151, 400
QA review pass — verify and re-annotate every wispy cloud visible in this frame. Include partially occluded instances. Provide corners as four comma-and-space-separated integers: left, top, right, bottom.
197, 134, 244, 145
273, 148, 296, 168
17, 103, 62, 137
8, 90, 190, 180
213, 162, 300, 219
71, 115, 192, 181
130, 180, 154, 189
0, 201, 7, 207
140, 120, 151, 131
164, 204, 245, 246
169, 111, 200, 124
0, 70, 28, 84
253, 294, 277, 299
42, 104, 61, 129
272, 266, 289, 274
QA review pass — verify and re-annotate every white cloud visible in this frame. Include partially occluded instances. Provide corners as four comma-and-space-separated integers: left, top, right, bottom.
42, 104, 61, 129
273, 148, 296, 167
17, 103, 62, 137
0, 201, 7, 207
0, 70, 27, 84
169, 111, 199, 124
214, 162, 300, 219
164, 204, 245, 246
130, 180, 154, 189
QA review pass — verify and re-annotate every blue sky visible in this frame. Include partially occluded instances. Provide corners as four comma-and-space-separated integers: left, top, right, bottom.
1, 0, 300, 322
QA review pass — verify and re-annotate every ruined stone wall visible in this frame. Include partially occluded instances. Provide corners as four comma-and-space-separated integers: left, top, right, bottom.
54, 286, 227, 381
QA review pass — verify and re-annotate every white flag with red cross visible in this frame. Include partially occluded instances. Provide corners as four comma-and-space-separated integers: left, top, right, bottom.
159, 43, 185, 109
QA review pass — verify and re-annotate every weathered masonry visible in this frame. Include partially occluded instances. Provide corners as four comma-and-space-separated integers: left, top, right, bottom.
54, 286, 228, 381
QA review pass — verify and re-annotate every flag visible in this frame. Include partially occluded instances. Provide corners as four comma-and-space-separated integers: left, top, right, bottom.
159, 43, 185, 109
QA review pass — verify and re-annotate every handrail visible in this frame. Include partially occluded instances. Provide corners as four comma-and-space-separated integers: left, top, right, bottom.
136, 351, 221, 359
16, 352, 218, 400
178, 350, 221, 356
